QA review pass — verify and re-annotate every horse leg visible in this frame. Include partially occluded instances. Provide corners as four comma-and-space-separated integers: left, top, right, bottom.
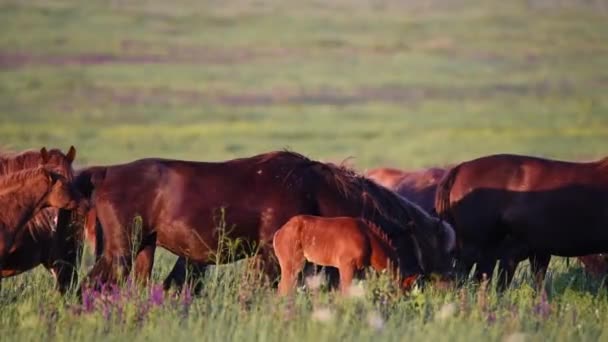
529, 254, 551, 290
82, 200, 134, 288
274, 234, 304, 296
133, 236, 157, 287
163, 258, 207, 295
495, 239, 529, 291
474, 249, 497, 284
496, 256, 519, 291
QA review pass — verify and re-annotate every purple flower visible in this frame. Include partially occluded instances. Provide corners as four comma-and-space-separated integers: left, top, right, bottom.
81, 288, 97, 313
486, 311, 496, 324
533, 290, 551, 319
149, 284, 165, 307
182, 286, 193, 307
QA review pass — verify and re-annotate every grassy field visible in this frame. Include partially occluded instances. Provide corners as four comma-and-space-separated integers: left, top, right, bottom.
1, 0, 608, 341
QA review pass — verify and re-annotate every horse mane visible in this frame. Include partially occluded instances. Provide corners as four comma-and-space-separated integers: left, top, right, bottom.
24, 208, 57, 240
257, 150, 437, 237
0, 147, 71, 178
312, 160, 435, 233
0, 167, 49, 192
255, 149, 313, 165
362, 219, 397, 252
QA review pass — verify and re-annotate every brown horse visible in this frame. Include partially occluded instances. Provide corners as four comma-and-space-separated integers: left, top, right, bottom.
366, 167, 448, 213
0, 147, 81, 293
77, 151, 455, 293
273, 215, 420, 295
83, 165, 450, 293
365, 168, 410, 190
578, 254, 608, 277
0, 167, 85, 275
435, 153, 608, 288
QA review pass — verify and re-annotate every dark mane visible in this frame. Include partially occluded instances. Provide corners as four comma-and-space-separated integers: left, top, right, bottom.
363, 219, 396, 252
24, 208, 57, 239
311, 160, 432, 236
256, 149, 313, 165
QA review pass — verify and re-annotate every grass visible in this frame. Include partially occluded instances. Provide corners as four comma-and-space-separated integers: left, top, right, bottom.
1, 0, 608, 341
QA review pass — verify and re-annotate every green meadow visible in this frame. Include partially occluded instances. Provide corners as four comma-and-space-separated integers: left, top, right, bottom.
1, 0, 608, 341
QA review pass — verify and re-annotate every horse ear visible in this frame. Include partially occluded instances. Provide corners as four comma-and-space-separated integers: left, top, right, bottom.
66, 145, 76, 163
40, 147, 50, 164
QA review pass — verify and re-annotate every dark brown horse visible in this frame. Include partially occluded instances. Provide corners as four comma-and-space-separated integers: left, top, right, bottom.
0, 167, 85, 278
435, 153, 608, 288
274, 215, 420, 295
0, 147, 81, 293
77, 151, 455, 292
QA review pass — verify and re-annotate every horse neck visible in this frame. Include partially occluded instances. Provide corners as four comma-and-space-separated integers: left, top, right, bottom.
0, 176, 50, 231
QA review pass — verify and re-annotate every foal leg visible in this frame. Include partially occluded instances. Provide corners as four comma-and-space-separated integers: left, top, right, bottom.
274, 239, 304, 296
338, 263, 356, 295
277, 254, 305, 296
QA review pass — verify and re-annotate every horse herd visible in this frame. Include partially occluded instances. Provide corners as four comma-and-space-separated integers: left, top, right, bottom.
0, 146, 607, 300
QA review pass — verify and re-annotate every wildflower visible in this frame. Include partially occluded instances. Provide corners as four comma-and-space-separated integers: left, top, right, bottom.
311, 307, 334, 323
346, 282, 366, 299
149, 284, 165, 307
487, 311, 496, 324
81, 287, 97, 313
182, 286, 193, 307
367, 311, 385, 331
436, 302, 457, 321
533, 289, 551, 319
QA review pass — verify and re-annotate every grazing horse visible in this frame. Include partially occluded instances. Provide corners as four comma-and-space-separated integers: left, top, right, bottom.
273, 215, 421, 295
435, 153, 608, 289
77, 151, 455, 293
0, 147, 81, 293
0, 167, 85, 277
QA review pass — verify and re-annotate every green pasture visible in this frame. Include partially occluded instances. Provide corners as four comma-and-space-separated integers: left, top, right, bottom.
1, 0, 608, 341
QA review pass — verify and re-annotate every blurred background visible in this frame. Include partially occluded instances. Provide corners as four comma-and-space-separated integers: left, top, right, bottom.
1, 0, 607, 170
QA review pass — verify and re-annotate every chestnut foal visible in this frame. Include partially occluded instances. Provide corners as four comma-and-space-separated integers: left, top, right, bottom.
273, 215, 416, 295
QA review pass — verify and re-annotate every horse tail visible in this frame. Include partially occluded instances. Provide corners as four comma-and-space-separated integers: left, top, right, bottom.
434, 163, 461, 224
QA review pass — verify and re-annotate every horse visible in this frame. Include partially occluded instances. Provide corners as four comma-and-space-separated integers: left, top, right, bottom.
435, 153, 608, 289
0, 146, 81, 293
366, 167, 448, 213
0, 167, 86, 281
161, 166, 449, 293
76, 151, 455, 293
273, 215, 421, 295
578, 254, 608, 278
365, 167, 410, 190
